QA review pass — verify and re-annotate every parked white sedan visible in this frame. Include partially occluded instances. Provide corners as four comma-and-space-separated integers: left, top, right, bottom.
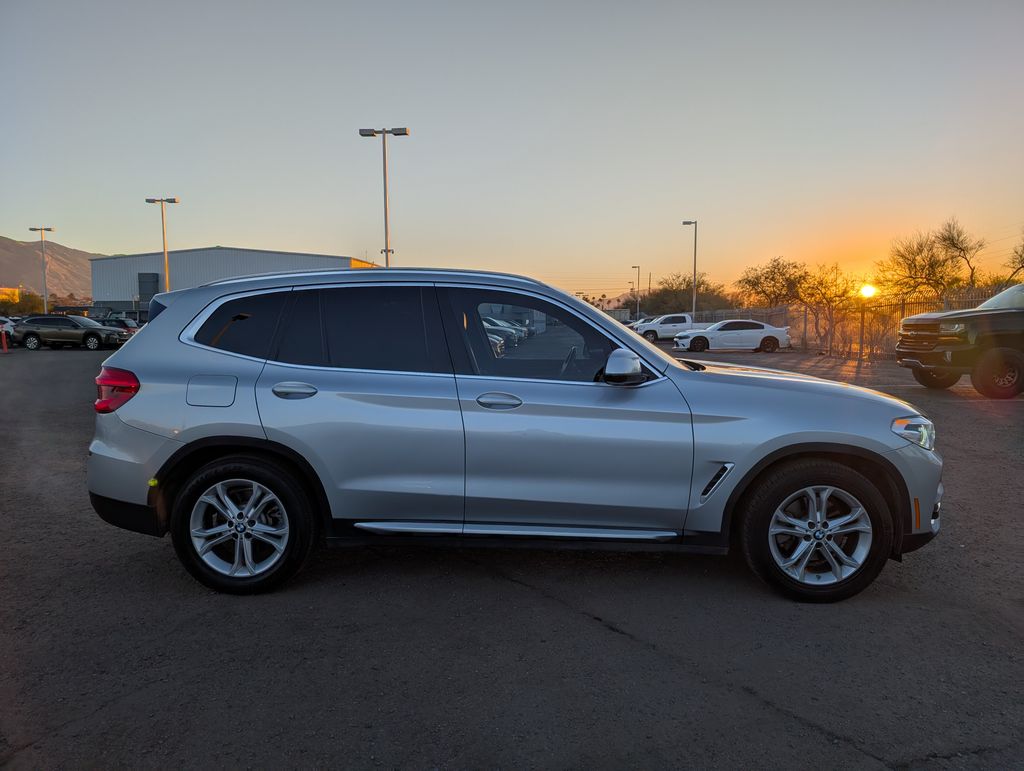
673, 320, 790, 352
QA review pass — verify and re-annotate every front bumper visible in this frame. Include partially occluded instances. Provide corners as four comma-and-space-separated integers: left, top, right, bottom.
884, 442, 943, 555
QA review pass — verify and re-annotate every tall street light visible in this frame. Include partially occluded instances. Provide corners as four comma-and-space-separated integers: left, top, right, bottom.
145, 197, 180, 291
631, 264, 641, 318
681, 220, 698, 315
28, 226, 55, 313
359, 127, 410, 268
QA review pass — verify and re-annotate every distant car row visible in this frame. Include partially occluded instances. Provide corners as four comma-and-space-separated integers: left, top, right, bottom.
624, 313, 790, 352
1, 315, 140, 350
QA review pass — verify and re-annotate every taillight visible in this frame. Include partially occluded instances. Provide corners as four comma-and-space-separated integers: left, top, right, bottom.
95, 367, 140, 413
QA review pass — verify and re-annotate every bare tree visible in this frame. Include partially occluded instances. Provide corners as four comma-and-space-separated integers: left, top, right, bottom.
875, 231, 962, 299
798, 263, 856, 355
734, 257, 809, 308
935, 218, 985, 287
1006, 230, 1024, 284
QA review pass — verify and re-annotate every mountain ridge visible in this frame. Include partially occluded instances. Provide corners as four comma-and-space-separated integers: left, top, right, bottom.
0, 236, 101, 298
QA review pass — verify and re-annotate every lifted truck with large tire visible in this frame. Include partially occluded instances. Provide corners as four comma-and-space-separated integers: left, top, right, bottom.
896, 284, 1024, 399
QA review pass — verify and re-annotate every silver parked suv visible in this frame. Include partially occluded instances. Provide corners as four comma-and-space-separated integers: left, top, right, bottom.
88, 269, 942, 601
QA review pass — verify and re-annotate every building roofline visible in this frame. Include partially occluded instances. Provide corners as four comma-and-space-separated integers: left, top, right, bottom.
90, 245, 362, 262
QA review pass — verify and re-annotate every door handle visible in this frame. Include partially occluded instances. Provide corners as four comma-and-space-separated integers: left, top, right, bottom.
272, 382, 318, 399
476, 392, 523, 410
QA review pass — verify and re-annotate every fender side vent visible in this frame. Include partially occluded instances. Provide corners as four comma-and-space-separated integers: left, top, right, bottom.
700, 463, 735, 502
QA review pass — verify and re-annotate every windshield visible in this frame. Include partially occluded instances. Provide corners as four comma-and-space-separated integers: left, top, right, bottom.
70, 316, 102, 327
977, 284, 1024, 310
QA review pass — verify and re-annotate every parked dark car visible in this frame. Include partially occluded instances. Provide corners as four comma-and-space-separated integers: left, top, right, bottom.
896, 284, 1024, 399
100, 317, 141, 335
12, 315, 131, 351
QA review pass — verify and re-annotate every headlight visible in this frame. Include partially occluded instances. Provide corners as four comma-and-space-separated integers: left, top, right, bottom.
939, 322, 965, 335
892, 416, 935, 450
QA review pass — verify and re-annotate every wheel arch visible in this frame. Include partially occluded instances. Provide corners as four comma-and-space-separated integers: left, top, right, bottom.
722, 443, 910, 558
149, 436, 332, 536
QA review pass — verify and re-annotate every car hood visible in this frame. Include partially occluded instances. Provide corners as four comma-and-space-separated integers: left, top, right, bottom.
94, 325, 128, 334
676, 359, 921, 415
902, 307, 1013, 323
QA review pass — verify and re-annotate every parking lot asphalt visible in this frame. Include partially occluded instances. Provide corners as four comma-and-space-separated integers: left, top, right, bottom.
1, 346, 1022, 768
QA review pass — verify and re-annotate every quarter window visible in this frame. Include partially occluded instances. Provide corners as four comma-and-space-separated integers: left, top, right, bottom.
440, 288, 616, 382
194, 292, 288, 359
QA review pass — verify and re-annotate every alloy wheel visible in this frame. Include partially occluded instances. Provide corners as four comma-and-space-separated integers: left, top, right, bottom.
767, 485, 872, 585
189, 479, 290, 578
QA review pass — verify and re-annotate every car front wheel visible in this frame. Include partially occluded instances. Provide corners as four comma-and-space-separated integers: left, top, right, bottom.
689, 337, 708, 352
738, 459, 893, 602
23, 334, 41, 350
171, 455, 318, 593
643, 331, 658, 342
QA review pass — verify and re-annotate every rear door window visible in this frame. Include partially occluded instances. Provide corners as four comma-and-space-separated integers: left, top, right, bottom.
288, 285, 451, 373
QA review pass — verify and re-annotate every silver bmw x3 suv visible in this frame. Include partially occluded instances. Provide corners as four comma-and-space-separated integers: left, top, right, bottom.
88, 269, 942, 601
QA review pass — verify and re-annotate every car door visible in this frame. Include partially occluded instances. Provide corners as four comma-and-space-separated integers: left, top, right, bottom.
714, 321, 746, 349
438, 285, 694, 534
745, 322, 768, 347
658, 315, 688, 338
255, 284, 465, 528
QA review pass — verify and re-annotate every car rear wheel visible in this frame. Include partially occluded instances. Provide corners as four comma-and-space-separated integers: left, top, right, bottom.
738, 459, 893, 602
760, 336, 779, 353
643, 331, 658, 342
912, 369, 961, 390
83, 334, 101, 351
171, 455, 318, 593
689, 337, 708, 352
23, 334, 41, 350
970, 347, 1023, 399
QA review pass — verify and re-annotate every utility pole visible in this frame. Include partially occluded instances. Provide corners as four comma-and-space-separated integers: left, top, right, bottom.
359, 127, 410, 267
145, 198, 180, 291
631, 265, 641, 318
682, 220, 698, 315
29, 227, 55, 313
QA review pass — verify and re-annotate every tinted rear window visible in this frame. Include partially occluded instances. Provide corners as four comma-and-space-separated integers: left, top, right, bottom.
319, 286, 450, 373
194, 292, 287, 359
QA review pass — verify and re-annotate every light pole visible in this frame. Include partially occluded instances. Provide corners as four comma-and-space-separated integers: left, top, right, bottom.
359, 127, 410, 268
631, 265, 641, 318
681, 220, 697, 316
145, 197, 179, 291
28, 227, 55, 313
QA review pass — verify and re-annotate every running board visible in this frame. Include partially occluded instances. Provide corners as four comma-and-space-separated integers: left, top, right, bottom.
353, 521, 462, 535
353, 521, 679, 542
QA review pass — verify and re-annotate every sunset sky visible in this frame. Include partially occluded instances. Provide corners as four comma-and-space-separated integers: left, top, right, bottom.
2, 0, 1022, 298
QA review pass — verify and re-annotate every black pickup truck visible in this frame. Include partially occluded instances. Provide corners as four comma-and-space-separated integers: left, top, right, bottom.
896, 284, 1024, 399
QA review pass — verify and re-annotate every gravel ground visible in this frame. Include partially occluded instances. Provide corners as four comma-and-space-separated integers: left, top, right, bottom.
1, 346, 1021, 768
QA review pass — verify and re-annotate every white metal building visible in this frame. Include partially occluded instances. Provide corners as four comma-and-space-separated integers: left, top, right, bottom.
91, 246, 374, 315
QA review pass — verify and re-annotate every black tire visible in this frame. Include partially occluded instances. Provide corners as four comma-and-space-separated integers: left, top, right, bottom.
969, 347, 1023, 399
643, 331, 658, 342
170, 455, 318, 593
738, 459, 894, 602
689, 336, 708, 352
760, 336, 779, 353
83, 334, 101, 351
23, 334, 41, 351
912, 369, 961, 390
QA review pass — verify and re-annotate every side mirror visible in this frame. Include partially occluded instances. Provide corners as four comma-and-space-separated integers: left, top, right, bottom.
604, 348, 645, 385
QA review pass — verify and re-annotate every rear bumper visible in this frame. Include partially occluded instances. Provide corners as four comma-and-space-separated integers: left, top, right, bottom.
90, 492, 165, 537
